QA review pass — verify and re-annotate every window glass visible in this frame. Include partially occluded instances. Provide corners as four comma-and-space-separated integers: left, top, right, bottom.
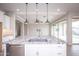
72, 20, 79, 43
51, 21, 67, 42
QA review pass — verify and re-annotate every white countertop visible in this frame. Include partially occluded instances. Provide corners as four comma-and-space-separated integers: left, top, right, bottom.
3, 36, 64, 44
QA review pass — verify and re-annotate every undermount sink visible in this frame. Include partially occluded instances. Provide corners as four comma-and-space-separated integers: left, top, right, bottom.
28, 38, 48, 42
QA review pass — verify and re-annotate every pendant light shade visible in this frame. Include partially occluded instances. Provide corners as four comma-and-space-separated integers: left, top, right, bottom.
25, 3, 28, 24
35, 19, 39, 24
25, 19, 28, 24
45, 3, 50, 24
46, 19, 50, 23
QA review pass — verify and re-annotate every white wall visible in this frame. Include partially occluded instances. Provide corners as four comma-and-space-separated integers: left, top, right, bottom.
26, 24, 49, 37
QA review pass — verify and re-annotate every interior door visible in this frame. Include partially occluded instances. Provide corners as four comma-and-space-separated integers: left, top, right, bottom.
0, 22, 2, 52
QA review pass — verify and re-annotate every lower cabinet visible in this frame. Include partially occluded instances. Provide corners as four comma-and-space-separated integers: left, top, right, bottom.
6, 44, 25, 56
5, 44, 66, 56
25, 44, 66, 56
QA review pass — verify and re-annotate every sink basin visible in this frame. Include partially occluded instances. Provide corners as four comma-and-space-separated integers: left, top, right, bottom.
28, 38, 48, 42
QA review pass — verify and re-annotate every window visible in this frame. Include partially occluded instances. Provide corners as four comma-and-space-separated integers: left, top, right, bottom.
59, 21, 67, 42
51, 20, 67, 42
72, 20, 79, 43
3, 15, 10, 29
54, 24, 59, 38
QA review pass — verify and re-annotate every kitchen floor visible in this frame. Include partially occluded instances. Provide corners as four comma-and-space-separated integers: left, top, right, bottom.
67, 45, 79, 56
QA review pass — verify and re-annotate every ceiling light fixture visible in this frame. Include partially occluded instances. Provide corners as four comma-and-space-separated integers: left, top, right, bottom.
25, 3, 28, 24
45, 3, 50, 24
35, 3, 39, 24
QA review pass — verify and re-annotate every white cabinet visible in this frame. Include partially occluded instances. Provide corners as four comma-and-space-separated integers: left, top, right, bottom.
25, 44, 66, 56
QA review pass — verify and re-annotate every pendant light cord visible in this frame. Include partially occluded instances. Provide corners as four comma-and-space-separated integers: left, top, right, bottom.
36, 3, 38, 21
46, 3, 48, 21
26, 3, 28, 20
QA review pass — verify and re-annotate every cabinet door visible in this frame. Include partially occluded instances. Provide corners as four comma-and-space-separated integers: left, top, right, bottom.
0, 22, 2, 52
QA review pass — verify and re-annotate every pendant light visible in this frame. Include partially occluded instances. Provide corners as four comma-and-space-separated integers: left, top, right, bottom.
45, 3, 50, 24
25, 3, 28, 24
35, 3, 39, 24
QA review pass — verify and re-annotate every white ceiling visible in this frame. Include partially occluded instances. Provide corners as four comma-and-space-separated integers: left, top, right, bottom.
0, 3, 79, 23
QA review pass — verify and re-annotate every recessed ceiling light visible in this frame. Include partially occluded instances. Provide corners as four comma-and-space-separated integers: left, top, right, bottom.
16, 9, 20, 11
57, 9, 60, 12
